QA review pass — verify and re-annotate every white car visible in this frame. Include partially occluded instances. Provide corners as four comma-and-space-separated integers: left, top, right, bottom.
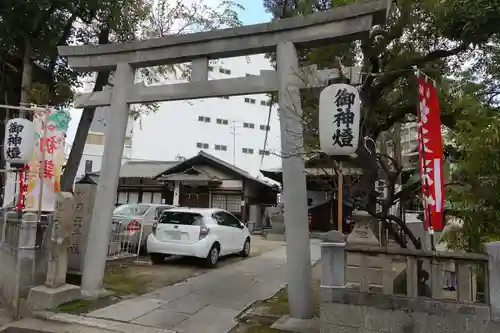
146, 207, 251, 267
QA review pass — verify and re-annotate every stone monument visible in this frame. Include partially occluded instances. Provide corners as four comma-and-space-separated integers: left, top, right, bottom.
27, 192, 81, 310
68, 182, 97, 274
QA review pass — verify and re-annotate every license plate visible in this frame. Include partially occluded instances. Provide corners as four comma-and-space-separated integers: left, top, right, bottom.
167, 231, 181, 240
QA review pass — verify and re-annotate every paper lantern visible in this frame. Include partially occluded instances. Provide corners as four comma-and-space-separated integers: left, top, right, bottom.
319, 84, 361, 156
3, 118, 36, 165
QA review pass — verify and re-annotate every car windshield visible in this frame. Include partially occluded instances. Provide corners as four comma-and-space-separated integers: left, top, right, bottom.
159, 211, 203, 226
113, 204, 149, 216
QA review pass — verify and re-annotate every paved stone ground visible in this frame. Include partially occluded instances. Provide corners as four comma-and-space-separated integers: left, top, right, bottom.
81, 240, 321, 333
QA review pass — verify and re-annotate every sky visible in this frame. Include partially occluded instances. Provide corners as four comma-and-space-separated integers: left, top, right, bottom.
66, 0, 271, 150
234, 0, 271, 25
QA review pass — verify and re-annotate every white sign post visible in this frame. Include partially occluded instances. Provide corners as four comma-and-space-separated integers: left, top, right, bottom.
319, 83, 361, 156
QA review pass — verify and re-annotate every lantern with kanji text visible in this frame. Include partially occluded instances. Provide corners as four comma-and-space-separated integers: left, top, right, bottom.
319, 83, 361, 156
3, 118, 36, 167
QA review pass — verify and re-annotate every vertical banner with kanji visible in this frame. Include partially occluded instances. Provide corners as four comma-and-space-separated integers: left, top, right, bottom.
417, 76, 445, 231
24, 109, 70, 212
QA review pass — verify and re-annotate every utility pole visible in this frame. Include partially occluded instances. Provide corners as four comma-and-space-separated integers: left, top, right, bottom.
230, 121, 242, 165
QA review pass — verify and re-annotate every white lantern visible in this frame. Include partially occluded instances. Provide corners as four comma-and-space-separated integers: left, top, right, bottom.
319, 83, 361, 156
3, 118, 36, 165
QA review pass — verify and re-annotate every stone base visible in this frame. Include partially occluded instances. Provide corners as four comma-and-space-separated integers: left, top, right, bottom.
80, 288, 111, 301
27, 284, 81, 311
271, 315, 319, 333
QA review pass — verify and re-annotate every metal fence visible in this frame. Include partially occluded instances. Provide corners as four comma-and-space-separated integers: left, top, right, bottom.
107, 219, 143, 260
1, 208, 141, 261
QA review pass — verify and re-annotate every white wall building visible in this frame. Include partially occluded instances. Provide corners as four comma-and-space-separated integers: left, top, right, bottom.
76, 54, 282, 179
401, 122, 419, 169
75, 107, 135, 178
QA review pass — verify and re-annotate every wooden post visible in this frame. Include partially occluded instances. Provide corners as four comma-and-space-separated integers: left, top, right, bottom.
337, 171, 343, 234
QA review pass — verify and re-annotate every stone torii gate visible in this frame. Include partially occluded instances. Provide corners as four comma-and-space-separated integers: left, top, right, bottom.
59, 0, 390, 319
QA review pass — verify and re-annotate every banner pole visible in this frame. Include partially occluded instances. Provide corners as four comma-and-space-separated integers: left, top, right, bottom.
414, 68, 435, 251
36, 108, 49, 224
337, 169, 343, 234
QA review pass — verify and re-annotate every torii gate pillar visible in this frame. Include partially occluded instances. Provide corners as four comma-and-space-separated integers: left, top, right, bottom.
277, 42, 313, 318
80, 63, 134, 298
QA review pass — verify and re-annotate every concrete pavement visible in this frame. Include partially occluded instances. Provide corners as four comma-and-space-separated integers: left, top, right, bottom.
3, 240, 320, 333
85, 240, 320, 333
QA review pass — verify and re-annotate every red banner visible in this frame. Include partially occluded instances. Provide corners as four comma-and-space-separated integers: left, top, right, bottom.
417, 77, 445, 231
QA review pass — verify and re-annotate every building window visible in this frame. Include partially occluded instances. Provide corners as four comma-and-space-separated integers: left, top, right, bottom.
198, 116, 211, 123
216, 118, 229, 125
259, 149, 270, 156
260, 125, 271, 131
219, 67, 231, 75
215, 144, 228, 151
246, 73, 254, 77
197, 142, 209, 149
243, 122, 255, 129
220, 96, 229, 99
244, 98, 256, 104
260, 100, 272, 106
242, 148, 254, 154
84, 160, 93, 173
208, 66, 214, 72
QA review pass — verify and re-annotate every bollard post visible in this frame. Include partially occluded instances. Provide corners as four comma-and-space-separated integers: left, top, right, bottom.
321, 230, 346, 302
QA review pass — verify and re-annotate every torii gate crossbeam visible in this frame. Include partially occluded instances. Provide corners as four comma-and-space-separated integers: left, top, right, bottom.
58, 0, 390, 320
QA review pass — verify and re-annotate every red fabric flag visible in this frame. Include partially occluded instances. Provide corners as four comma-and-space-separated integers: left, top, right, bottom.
417, 77, 445, 231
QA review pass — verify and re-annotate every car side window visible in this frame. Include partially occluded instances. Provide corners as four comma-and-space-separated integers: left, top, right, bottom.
212, 212, 226, 225
221, 212, 241, 228
154, 207, 169, 220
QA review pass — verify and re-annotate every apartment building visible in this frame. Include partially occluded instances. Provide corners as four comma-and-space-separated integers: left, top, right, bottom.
75, 54, 282, 180
130, 54, 282, 177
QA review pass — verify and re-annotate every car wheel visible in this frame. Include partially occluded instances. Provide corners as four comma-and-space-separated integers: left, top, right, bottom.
240, 238, 251, 257
205, 244, 220, 267
150, 253, 166, 265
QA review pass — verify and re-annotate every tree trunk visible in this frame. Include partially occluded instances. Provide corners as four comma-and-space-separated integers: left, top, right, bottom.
60, 71, 110, 191
19, 38, 33, 117
60, 28, 111, 191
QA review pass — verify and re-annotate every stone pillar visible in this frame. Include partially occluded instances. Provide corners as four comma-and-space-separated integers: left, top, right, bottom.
15, 213, 38, 318
487, 242, 500, 320
27, 193, 81, 311
173, 181, 180, 206
277, 41, 313, 319
46, 192, 75, 288
320, 230, 346, 291
81, 63, 134, 298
